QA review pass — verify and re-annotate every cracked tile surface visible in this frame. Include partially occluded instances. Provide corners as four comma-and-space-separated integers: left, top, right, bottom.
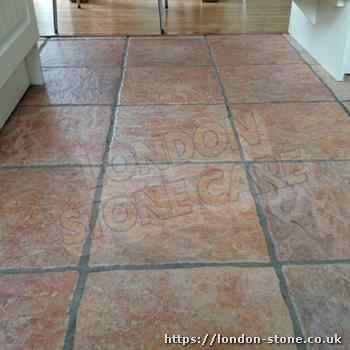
250, 162, 350, 261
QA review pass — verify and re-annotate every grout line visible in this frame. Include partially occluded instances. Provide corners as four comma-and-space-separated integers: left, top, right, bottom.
42, 65, 126, 69
45, 36, 127, 40
40, 62, 334, 70
42, 33, 289, 40
15, 100, 342, 109
107, 158, 350, 167
281, 259, 350, 267
229, 99, 341, 105
62, 38, 130, 350
282, 35, 350, 120
0, 265, 79, 275
1, 158, 350, 173
2, 158, 350, 173
19, 104, 115, 108
89, 261, 273, 273
42, 64, 216, 69
0, 164, 101, 171
205, 35, 307, 350
2, 258, 350, 276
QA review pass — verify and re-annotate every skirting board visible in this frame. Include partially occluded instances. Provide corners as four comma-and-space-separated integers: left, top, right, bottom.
0, 61, 30, 129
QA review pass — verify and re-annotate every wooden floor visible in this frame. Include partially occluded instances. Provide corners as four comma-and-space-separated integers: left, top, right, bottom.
34, 0, 291, 36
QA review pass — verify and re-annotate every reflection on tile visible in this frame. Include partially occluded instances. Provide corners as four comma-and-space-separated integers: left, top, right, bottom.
250, 162, 350, 261
127, 37, 211, 66
233, 102, 350, 161
219, 64, 333, 103
75, 268, 296, 349
109, 105, 240, 164
0, 272, 76, 350
41, 39, 125, 67
284, 265, 350, 347
120, 66, 224, 105
21, 68, 121, 105
0, 168, 97, 268
90, 164, 269, 265
313, 65, 350, 101
0, 106, 111, 166
208, 35, 302, 66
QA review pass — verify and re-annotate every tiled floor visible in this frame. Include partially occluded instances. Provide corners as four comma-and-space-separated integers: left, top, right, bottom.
1, 35, 350, 349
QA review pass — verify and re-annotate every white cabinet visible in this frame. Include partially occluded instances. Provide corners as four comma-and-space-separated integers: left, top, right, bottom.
289, 0, 350, 81
0, 0, 43, 128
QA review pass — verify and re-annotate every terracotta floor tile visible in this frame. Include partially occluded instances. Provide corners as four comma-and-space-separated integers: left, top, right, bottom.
0, 106, 111, 166
41, 39, 125, 67
120, 66, 224, 105
127, 37, 211, 66
90, 164, 269, 265
232, 102, 350, 161
109, 105, 240, 164
21, 67, 121, 105
219, 64, 334, 103
250, 162, 350, 261
208, 34, 302, 66
284, 265, 350, 347
0, 272, 76, 350
0, 168, 98, 268
75, 268, 296, 349
313, 65, 350, 101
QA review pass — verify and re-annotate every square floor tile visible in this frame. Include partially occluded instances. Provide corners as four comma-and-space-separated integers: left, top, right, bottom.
284, 265, 350, 347
208, 34, 302, 66
0, 106, 111, 166
313, 65, 350, 101
219, 64, 333, 103
0, 168, 98, 268
109, 105, 240, 164
0, 272, 76, 350
90, 164, 269, 265
127, 37, 211, 66
21, 67, 121, 105
75, 268, 296, 349
250, 162, 350, 261
232, 102, 350, 161
41, 39, 125, 67
120, 66, 224, 105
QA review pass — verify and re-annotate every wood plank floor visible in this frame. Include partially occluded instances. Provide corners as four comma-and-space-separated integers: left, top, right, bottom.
34, 0, 291, 36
